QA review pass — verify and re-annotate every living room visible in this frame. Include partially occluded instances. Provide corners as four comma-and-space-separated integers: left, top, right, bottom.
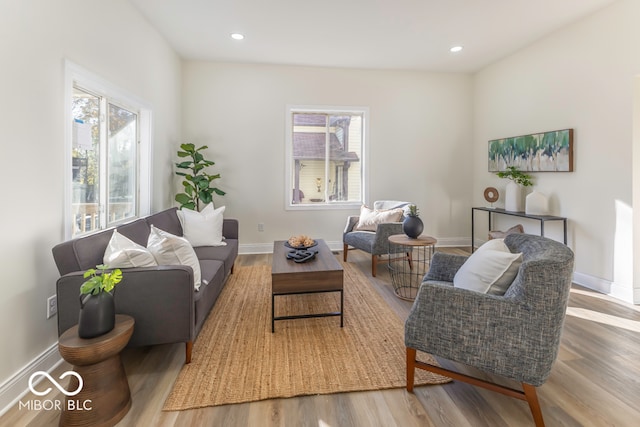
1, 0, 639, 425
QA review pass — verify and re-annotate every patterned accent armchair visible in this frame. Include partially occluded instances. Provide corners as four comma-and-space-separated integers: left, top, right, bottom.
405, 233, 574, 427
343, 200, 411, 277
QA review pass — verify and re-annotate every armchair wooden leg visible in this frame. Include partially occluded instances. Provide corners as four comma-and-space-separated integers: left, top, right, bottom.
407, 251, 413, 270
523, 383, 545, 427
343, 243, 348, 262
185, 341, 193, 364
406, 347, 416, 392
372, 255, 377, 277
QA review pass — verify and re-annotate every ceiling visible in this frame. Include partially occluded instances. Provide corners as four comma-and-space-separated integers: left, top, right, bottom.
129, 0, 616, 73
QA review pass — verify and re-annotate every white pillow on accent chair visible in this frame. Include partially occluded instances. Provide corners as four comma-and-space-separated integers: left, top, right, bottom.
453, 239, 522, 295
147, 225, 202, 291
103, 230, 157, 268
354, 205, 404, 231
177, 203, 227, 247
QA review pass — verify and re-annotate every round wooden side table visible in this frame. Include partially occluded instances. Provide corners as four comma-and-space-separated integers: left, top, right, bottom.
388, 234, 437, 300
58, 314, 134, 427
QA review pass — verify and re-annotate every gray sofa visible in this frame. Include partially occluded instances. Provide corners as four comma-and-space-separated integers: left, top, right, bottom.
52, 207, 238, 363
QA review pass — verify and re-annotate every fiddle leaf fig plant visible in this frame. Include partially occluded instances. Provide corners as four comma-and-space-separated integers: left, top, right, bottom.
80, 265, 122, 295
496, 166, 533, 187
175, 143, 225, 211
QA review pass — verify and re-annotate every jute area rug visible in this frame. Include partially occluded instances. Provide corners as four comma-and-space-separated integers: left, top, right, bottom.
163, 261, 449, 411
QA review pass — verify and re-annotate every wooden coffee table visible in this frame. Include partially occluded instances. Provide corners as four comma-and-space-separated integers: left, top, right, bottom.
271, 239, 344, 332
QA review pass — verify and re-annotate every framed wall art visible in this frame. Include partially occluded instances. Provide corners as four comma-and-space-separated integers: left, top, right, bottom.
488, 128, 573, 172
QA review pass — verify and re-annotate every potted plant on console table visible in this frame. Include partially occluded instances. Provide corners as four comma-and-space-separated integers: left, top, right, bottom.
496, 166, 533, 212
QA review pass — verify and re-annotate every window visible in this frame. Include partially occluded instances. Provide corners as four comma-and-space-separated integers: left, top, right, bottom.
286, 106, 368, 209
65, 61, 151, 238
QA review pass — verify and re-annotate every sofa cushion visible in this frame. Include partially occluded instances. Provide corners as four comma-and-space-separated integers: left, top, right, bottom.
453, 239, 522, 295
194, 259, 226, 335
146, 207, 183, 236
194, 239, 239, 277
354, 205, 404, 231
72, 229, 116, 271
147, 225, 202, 290
116, 218, 151, 247
177, 204, 226, 247
103, 230, 157, 268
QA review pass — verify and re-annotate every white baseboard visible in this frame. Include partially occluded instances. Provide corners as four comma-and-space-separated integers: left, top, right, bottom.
572, 272, 637, 304
0, 343, 63, 417
239, 237, 471, 255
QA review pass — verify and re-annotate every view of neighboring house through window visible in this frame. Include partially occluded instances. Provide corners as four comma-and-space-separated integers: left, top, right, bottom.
287, 107, 366, 208
71, 85, 138, 236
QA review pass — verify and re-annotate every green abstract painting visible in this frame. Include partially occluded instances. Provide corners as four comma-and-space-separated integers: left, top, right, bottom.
488, 129, 573, 172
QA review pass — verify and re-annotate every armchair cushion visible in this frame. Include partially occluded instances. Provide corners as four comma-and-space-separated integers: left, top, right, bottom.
453, 238, 522, 295
354, 205, 404, 231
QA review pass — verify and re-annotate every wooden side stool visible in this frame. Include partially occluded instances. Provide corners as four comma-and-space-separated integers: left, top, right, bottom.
58, 314, 134, 427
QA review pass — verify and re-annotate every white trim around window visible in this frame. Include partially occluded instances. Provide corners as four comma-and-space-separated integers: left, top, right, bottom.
63, 60, 152, 239
284, 105, 369, 211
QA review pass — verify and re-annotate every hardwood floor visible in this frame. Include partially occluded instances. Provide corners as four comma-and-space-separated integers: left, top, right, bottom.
3, 248, 639, 426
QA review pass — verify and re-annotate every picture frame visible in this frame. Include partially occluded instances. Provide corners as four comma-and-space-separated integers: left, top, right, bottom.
488, 128, 573, 172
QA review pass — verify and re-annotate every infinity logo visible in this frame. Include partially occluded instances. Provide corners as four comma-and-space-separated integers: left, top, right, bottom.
28, 371, 83, 397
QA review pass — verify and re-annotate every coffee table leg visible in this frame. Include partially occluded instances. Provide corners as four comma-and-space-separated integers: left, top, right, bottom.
272, 293, 275, 333
340, 289, 344, 327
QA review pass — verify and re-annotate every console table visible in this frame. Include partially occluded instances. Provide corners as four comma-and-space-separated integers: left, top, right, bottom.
471, 207, 567, 252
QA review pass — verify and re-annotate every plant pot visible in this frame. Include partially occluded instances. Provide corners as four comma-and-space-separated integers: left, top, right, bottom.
504, 181, 524, 212
78, 291, 115, 339
403, 216, 424, 239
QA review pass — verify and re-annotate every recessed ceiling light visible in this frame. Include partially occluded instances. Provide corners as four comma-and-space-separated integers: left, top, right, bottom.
450, 46, 463, 53
231, 33, 244, 41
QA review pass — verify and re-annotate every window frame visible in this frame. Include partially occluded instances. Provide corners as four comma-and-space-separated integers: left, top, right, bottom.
284, 105, 369, 211
64, 60, 152, 239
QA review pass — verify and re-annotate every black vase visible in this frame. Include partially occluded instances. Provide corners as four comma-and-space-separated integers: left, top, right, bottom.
403, 216, 424, 239
78, 291, 115, 339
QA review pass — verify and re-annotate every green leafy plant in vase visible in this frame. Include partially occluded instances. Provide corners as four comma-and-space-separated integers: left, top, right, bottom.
78, 265, 123, 339
496, 166, 533, 212
403, 204, 424, 238
175, 143, 226, 211
496, 166, 533, 187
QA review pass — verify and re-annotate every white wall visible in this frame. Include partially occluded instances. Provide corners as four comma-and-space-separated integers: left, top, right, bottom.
182, 62, 473, 251
473, 0, 640, 302
0, 0, 181, 408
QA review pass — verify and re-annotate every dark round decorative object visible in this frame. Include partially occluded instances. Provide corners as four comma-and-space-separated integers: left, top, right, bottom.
78, 291, 116, 339
403, 216, 424, 239
484, 187, 499, 203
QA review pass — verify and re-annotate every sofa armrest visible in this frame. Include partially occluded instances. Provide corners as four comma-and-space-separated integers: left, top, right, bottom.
372, 222, 404, 255
423, 252, 468, 282
222, 218, 239, 240
56, 265, 195, 347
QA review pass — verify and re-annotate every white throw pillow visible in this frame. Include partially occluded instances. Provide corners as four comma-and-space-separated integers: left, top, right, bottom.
453, 239, 522, 295
354, 205, 404, 231
177, 204, 227, 247
103, 230, 158, 268
147, 225, 202, 291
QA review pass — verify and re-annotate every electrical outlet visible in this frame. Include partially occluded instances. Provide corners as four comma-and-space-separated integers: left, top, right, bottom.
258, 223, 264, 232
47, 295, 57, 319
